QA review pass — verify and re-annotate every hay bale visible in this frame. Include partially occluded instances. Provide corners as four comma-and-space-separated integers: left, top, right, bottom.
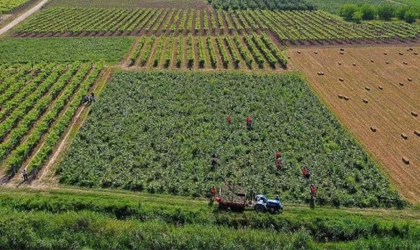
314, 51, 318, 54
411, 111, 418, 117
297, 50, 301, 54
378, 86, 383, 90
403, 62, 408, 65
402, 157, 410, 165
340, 48, 344, 51
399, 52, 403, 55
370, 126, 377, 132
343, 96, 349, 100
352, 63, 356, 66
415, 130, 420, 136
414, 52, 418, 55
339, 78, 344, 82
338, 62, 342, 65
401, 133, 408, 139
399, 82, 404, 86
363, 99, 368, 103
340, 51, 344, 55
408, 78, 412, 82
384, 52, 388, 55
287, 56, 291, 59
338, 94, 344, 99
385, 61, 389, 64
409, 48, 413, 51
371, 59, 374, 62
365, 86, 370, 91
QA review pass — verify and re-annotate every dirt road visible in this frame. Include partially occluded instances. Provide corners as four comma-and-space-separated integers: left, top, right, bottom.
0, 0, 48, 36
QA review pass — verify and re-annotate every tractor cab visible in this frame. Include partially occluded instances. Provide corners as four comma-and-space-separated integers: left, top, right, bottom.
254, 195, 283, 214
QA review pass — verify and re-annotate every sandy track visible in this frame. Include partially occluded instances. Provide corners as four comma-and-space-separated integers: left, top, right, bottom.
0, 0, 48, 36
288, 46, 420, 203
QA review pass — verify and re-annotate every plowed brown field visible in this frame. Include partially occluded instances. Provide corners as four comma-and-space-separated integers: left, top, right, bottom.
287, 46, 420, 203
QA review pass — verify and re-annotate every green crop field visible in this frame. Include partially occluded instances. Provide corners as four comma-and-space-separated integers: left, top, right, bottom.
0, 0, 32, 12
0, 37, 134, 63
57, 71, 402, 208
0, 63, 102, 179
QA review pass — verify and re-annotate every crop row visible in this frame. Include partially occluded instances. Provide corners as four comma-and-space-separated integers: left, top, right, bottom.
129, 34, 287, 69
16, 8, 420, 43
0, 63, 102, 177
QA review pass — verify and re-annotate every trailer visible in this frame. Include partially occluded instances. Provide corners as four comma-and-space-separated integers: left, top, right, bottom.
216, 184, 247, 211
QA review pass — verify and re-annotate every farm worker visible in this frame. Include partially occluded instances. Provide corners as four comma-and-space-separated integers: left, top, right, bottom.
227, 115, 232, 124
246, 116, 252, 130
211, 154, 217, 169
275, 151, 281, 159
82, 95, 90, 105
89, 93, 96, 104
276, 159, 282, 169
302, 167, 310, 179
275, 195, 280, 201
211, 186, 217, 197
22, 169, 28, 181
310, 184, 317, 195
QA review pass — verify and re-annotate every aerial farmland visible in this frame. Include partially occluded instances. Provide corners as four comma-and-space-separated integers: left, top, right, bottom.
0, 0, 419, 248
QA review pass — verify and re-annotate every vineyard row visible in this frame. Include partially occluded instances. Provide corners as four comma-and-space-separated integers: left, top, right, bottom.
15, 8, 420, 43
128, 33, 287, 70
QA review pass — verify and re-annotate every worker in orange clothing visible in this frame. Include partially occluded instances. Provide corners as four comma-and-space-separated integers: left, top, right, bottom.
227, 115, 232, 124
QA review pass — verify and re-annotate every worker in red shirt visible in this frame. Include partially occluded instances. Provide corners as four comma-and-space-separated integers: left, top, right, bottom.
276, 158, 282, 169
275, 151, 281, 159
310, 184, 317, 195
211, 186, 217, 197
302, 167, 310, 179
227, 115, 232, 124
246, 116, 252, 130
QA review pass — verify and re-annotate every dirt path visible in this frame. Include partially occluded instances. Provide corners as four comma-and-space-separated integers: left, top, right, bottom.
0, 0, 48, 36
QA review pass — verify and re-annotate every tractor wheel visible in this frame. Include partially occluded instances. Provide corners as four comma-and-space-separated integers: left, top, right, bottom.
255, 205, 265, 213
273, 209, 280, 214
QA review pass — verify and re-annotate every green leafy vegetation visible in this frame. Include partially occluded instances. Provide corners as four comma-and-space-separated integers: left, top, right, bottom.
340, 3, 420, 23
58, 71, 402, 208
0, 0, 31, 12
0, 37, 134, 63
207, 0, 316, 11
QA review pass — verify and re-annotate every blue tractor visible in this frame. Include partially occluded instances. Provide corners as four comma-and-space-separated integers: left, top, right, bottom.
254, 195, 283, 214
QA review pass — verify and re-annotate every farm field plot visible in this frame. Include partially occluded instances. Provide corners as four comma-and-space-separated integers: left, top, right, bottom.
47, 0, 208, 9
0, 0, 32, 12
208, 0, 315, 11
13, 8, 420, 45
127, 33, 287, 70
57, 71, 402, 207
287, 46, 420, 203
0, 37, 134, 63
0, 62, 102, 184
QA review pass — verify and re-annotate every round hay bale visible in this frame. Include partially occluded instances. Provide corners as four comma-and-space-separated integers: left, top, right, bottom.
352, 63, 356, 66
415, 130, 420, 136
338, 94, 344, 99
411, 111, 418, 117
370, 59, 374, 62
314, 51, 318, 54
297, 50, 301, 54
338, 62, 342, 65
363, 98, 368, 103
339, 78, 344, 82
340, 51, 344, 55
385, 61, 389, 64
384, 52, 388, 55
402, 157, 410, 165
401, 133, 408, 139
414, 52, 418, 55
399, 82, 404, 86
365, 86, 370, 91
408, 78, 412, 82
378, 86, 383, 90
399, 52, 403, 55
403, 62, 408, 65
370, 126, 377, 132
287, 56, 291, 59
340, 48, 344, 51
343, 96, 349, 100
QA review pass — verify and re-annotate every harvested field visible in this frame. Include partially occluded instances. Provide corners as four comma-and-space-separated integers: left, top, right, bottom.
288, 46, 420, 203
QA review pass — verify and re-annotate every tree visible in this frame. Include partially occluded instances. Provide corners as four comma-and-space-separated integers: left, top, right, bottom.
360, 4, 376, 20
404, 9, 418, 23
377, 4, 395, 21
340, 4, 358, 21
352, 10, 363, 23
396, 6, 409, 20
